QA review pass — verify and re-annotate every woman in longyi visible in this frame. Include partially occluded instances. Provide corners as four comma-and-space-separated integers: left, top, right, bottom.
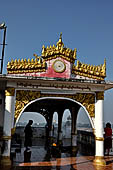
104, 122, 112, 155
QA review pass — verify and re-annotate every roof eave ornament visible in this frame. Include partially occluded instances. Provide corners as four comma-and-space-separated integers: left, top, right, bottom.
56, 32, 64, 50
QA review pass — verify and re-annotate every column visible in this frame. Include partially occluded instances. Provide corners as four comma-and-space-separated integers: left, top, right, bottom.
0, 90, 5, 157
93, 92, 106, 165
48, 113, 53, 143
57, 110, 63, 146
1, 87, 15, 166
0, 91, 5, 128
71, 107, 78, 153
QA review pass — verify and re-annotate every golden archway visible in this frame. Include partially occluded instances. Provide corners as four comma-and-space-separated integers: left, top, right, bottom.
15, 90, 95, 122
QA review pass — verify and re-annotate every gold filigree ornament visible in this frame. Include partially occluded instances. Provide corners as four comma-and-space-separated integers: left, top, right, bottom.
15, 90, 95, 121
15, 90, 41, 120
96, 92, 104, 100
15, 101, 25, 119
73, 93, 95, 117
87, 104, 95, 117
41, 33, 76, 63
5, 88, 15, 96
7, 56, 46, 74
72, 59, 106, 80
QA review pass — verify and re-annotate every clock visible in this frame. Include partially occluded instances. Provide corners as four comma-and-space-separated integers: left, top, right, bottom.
52, 60, 66, 73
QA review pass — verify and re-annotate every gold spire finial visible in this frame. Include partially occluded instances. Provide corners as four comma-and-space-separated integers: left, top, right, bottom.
104, 58, 106, 65
33, 53, 38, 59
60, 32, 62, 40
56, 32, 64, 49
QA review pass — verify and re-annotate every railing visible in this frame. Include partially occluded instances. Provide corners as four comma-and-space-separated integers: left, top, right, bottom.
0, 127, 3, 156
77, 129, 95, 155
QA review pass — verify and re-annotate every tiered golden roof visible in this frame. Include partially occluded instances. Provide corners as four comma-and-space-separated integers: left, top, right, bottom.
41, 33, 77, 63
7, 33, 106, 80
7, 33, 77, 74
7, 55, 46, 74
72, 59, 106, 80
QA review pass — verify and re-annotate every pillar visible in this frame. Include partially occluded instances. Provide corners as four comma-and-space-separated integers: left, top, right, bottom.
93, 92, 106, 166
71, 107, 78, 153
0, 90, 5, 157
1, 87, 15, 166
57, 110, 63, 146
48, 112, 53, 143
0, 91, 5, 129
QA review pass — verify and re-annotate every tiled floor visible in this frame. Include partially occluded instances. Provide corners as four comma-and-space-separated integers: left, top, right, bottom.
1, 140, 113, 170
14, 146, 113, 170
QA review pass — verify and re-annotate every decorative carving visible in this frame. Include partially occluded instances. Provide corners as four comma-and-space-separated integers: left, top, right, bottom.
7, 55, 46, 74
72, 59, 106, 80
7, 33, 106, 81
5, 88, 15, 96
7, 33, 77, 74
15, 90, 95, 121
15, 90, 41, 119
96, 92, 104, 100
72, 93, 95, 117
42, 34, 76, 63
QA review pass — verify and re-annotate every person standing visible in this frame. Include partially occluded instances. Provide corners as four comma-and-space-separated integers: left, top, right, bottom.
104, 122, 112, 155
24, 120, 33, 150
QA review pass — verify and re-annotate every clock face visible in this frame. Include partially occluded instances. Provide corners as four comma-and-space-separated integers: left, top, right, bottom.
53, 60, 66, 73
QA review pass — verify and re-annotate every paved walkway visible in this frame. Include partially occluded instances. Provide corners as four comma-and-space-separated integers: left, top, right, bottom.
1, 146, 113, 170
1, 137, 113, 170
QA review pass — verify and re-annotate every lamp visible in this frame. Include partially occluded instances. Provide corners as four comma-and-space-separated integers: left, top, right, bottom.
0, 22, 7, 74
0, 22, 5, 29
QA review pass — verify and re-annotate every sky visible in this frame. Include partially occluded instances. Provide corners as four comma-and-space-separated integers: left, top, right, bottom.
18, 109, 90, 125
0, 0, 113, 124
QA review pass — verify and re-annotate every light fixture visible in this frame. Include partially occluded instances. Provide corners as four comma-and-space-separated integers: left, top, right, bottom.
0, 22, 5, 29
0, 22, 7, 74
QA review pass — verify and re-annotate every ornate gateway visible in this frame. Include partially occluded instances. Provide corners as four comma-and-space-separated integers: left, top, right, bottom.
1, 33, 112, 166
6, 33, 106, 122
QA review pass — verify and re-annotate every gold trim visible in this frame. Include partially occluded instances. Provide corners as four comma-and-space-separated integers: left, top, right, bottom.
7, 34, 77, 74
7, 57, 46, 74
96, 92, 104, 100
93, 156, 106, 166
52, 59, 66, 73
11, 127, 16, 135
2, 136, 11, 140
95, 137, 104, 141
5, 87, 15, 96
41, 34, 76, 63
15, 90, 41, 119
1, 156, 10, 159
72, 58, 106, 80
92, 128, 96, 136
1, 156, 12, 166
44, 55, 75, 63
15, 90, 95, 121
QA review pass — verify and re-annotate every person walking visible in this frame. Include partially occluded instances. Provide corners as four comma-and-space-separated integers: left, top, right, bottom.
104, 122, 112, 155
24, 120, 33, 150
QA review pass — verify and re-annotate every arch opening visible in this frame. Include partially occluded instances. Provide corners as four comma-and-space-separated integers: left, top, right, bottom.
62, 109, 71, 146
11, 96, 95, 163
15, 96, 94, 129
